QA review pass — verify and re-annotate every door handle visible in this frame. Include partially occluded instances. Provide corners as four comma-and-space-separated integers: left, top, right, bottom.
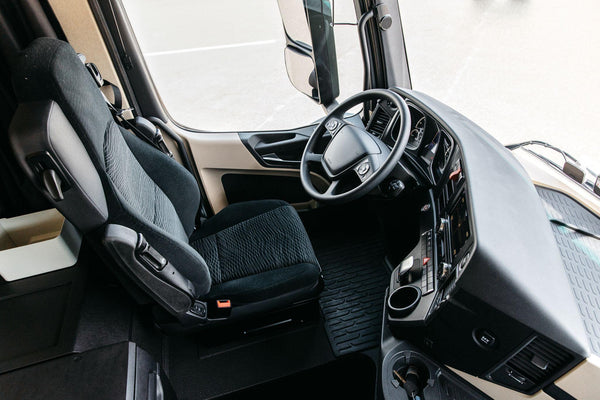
262, 155, 301, 165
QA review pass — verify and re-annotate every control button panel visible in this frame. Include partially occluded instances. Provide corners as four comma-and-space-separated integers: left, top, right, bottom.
420, 230, 434, 295
397, 256, 414, 282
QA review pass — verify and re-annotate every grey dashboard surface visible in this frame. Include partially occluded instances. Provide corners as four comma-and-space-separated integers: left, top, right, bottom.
537, 186, 600, 356
392, 88, 589, 356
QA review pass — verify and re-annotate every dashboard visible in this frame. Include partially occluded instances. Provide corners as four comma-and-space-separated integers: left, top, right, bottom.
366, 89, 589, 397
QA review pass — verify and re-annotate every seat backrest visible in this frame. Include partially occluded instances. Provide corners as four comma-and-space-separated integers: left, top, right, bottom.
9, 38, 211, 296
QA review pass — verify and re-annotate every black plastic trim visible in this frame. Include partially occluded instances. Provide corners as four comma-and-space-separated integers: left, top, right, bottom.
239, 125, 314, 169
544, 383, 577, 400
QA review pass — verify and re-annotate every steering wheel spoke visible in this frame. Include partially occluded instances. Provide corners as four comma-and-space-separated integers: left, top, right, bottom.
304, 152, 323, 164
324, 179, 341, 196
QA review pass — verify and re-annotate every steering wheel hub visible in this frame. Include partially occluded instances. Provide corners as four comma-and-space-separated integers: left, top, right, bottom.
322, 124, 382, 177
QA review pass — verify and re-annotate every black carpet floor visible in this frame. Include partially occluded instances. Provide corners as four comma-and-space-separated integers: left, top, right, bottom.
312, 233, 389, 356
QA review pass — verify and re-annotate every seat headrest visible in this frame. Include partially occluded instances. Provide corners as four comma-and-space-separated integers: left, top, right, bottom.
11, 37, 114, 166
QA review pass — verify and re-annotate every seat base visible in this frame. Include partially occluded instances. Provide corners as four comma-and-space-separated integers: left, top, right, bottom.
152, 290, 322, 334
189, 200, 322, 317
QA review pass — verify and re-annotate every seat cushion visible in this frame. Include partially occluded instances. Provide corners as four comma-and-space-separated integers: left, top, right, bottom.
189, 200, 321, 305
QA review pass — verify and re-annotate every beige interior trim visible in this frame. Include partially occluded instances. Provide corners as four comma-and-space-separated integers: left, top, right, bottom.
0, 209, 82, 281
449, 368, 554, 399
554, 356, 600, 399
451, 356, 600, 400
178, 129, 325, 213
513, 148, 600, 217
47, 0, 130, 111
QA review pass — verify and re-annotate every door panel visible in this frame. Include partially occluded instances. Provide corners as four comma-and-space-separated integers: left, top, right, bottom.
177, 129, 327, 214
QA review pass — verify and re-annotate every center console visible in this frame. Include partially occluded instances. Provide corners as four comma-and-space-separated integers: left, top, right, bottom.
382, 153, 486, 399
387, 152, 473, 329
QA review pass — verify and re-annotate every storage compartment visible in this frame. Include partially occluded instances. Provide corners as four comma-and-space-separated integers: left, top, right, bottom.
221, 174, 312, 205
0, 266, 84, 373
0, 342, 174, 400
0, 209, 81, 281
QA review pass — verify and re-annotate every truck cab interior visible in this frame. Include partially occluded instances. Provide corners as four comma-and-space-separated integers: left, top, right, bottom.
1, 1, 599, 400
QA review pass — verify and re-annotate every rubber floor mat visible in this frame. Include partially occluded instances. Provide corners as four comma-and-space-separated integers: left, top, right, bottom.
313, 234, 389, 356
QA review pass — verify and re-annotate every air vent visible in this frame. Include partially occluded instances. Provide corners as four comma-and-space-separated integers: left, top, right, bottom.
367, 105, 391, 136
489, 336, 576, 393
506, 337, 573, 384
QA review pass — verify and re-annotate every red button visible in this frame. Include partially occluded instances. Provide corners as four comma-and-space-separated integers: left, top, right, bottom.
423, 257, 431, 265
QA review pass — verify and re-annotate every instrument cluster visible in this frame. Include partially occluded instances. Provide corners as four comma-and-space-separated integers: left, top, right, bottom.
366, 100, 455, 185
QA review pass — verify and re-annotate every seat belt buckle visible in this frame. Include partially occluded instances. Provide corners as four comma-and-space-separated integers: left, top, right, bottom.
209, 299, 232, 319
217, 300, 231, 309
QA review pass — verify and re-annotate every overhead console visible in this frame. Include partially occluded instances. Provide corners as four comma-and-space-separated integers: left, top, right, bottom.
379, 88, 590, 398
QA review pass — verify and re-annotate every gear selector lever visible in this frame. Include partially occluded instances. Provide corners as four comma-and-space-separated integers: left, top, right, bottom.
393, 366, 425, 400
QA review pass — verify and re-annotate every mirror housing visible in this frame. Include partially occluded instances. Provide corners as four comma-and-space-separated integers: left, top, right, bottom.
278, 0, 340, 107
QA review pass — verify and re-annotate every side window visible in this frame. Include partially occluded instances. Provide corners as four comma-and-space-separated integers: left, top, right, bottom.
121, 0, 363, 132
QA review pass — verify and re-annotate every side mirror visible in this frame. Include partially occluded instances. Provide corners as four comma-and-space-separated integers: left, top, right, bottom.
277, 0, 340, 107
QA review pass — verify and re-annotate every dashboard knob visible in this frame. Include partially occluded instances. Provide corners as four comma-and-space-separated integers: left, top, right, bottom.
437, 218, 449, 235
440, 262, 452, 279
449, 167, 462, 182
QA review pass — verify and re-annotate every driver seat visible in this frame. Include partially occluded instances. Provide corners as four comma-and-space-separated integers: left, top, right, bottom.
9, 38, 322, 324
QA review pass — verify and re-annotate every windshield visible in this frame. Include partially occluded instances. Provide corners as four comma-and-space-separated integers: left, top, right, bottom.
398, 0, 599, 173
122, 0, 363, 132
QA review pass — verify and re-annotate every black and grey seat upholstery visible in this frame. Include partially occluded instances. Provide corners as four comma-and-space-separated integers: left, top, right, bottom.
190, 200, 321, 305
9, 38, 321, 324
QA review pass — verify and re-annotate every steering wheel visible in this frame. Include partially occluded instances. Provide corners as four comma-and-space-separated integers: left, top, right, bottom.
300, 89, 411, 204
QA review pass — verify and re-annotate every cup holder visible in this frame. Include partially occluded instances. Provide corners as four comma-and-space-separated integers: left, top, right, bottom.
388, 286, 421, 318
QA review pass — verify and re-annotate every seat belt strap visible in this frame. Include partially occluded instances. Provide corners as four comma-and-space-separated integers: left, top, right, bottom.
83, 59, 126, 113
81, 57, 173, 157
102, 79, 123, 113
105, 90, 173, 158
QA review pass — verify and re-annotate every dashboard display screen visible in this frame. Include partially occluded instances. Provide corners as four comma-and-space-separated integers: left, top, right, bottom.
450, 193, 471, 258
